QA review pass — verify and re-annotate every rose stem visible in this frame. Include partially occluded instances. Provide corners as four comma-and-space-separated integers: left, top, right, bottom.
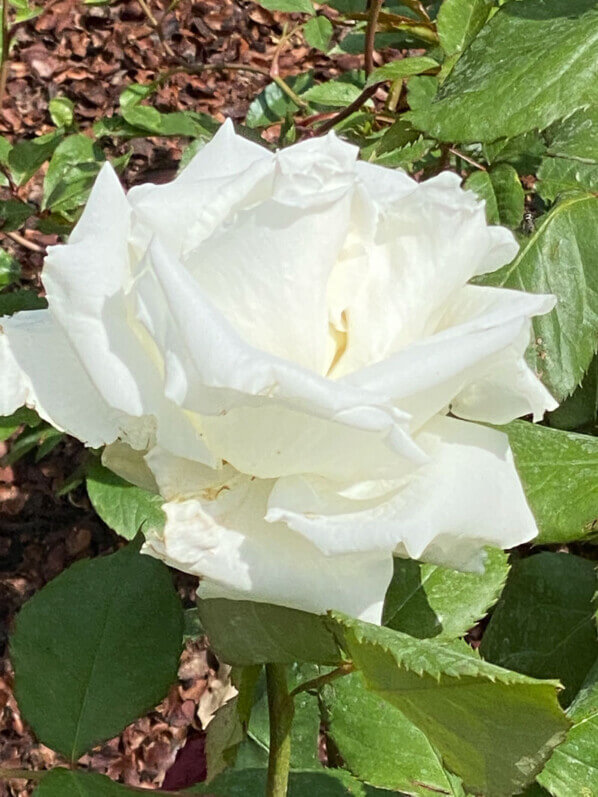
266, 663, 294, 797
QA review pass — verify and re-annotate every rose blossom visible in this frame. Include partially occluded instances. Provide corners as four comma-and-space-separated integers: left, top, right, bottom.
0, 121, 556, 622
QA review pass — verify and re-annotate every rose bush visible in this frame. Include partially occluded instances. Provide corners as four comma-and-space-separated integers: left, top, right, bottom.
0, 121, 556, 622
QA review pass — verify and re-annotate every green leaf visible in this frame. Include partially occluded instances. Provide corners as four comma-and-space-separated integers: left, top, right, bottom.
256, 0, 314, 14
482, 131, 547, 175
9, 0, 42, 23
537, 157, 598, 203
410, 0, 598, 143
8, 130, 64, 186
437, 0, 492, 56
477, 192, 598, 401
383, 547, 509, 640
11, 540, 183, 760
0, 249, 21, 289
505, 420, 598, 544
86, 461, 165, 540
303, 15, 333, 50
206, 696, 246, 780
321, 671, 464, 795
42, 134, 105, 213
537, 658, 598, 796
0, 200, 35, 232
0, 406, 39, 442
480, 553, 598, 706
245, 665, 320, 770
367, 135, 434, 171
547, 106, 598, 162
302, 80, 363, 108
548, 355, 598, 433
366, 55, 439, 87
33, 768, 139, 796
246, 72, 314, 128
0, 289, 47, 315
328, 612, 569, 796
48, 97, 75, 128
190, 767, 383, 795
197, 599, 342, 666
406, 75, 437, 111
465, 164, 525, 228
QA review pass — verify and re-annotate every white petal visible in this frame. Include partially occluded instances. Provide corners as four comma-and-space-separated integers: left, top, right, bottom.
134, 237, 425, 480
144, 446, 231, 501
128, 120, 274, 258
329, 171, 519, 377
0, 310, 131, 446
101, 442, 158, 492
343, 285, 556, 430
42, 163, 218, 466
182, 145, 355, 372
142, 475, 392, 623
43, 162, 145, 416
268, 415, 537, 570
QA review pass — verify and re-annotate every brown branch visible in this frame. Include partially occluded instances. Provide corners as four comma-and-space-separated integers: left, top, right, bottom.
5, 230, 46, 253
289, 662, 355, 697
313, 83, 378, 135
137, 0, 175, 58
449, 147, 487, 171
364, 0, 384, 75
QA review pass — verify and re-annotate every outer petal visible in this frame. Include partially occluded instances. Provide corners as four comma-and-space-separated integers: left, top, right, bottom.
134, 237, 426, 480
43, 163, 145, 416
42, 162, 218, 466
183, 134, 357, 372
268, 415, 537, 570
329, 171, 519, 377
0, 310, 134, 446
128, 120, 274, 258
142, 473, 392, 623
343, 285, 556, 430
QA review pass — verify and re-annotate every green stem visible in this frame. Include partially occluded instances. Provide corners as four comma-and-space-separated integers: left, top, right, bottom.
272, 75, 309, 110
266, 663, 294, 797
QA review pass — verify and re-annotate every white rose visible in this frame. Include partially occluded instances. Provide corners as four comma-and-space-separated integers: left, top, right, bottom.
0, 121, 556, 623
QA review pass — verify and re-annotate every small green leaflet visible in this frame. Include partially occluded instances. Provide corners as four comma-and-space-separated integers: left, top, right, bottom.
321, 671, 465, 795
303, 16, 333, 51
437, 0, 492, 56
328, 612, 569, 796
86, 461, 165, 540
477, 192, 598, 401
366, 56, 439, 88
383, 547, 509, 640
464, 164, 524, 229
537, 658, 598, 796
480, 552, 598, 706
504, 421, 598, 544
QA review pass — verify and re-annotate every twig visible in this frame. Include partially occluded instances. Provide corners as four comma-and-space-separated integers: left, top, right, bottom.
137, 0, 175, 58
364, 0, 384, 75
5, 230, 46, 252
0, 0, 9, 112
313, 83, 378, 135
158, 60, 307, 110
289, 662, 355, 697
449, 147, 487, 171
0, 768, 46, 781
